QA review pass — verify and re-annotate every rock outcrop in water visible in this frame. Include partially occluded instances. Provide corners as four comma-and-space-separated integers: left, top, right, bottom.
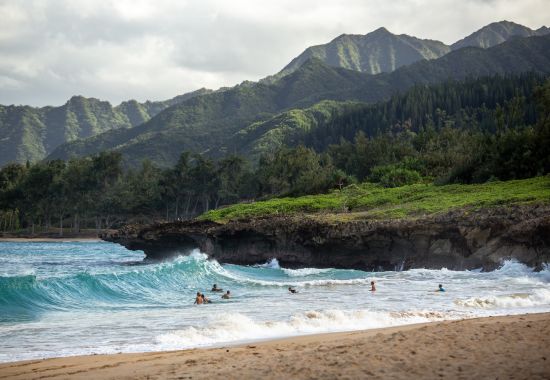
102, 204, 550, 271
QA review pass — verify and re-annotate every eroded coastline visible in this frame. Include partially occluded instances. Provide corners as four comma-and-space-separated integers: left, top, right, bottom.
102, 204, 550, 271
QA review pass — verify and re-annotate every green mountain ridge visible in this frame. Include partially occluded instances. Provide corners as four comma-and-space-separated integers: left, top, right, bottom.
451, 20, 550, 50
240, 73, 547, 163
0, 88, 211, 166
278, 27, 451, 77
47, 35, 550, 167
2, 21, 550, 168
230, 100, 365, 161
47, 59, 373, 166
271, 21, 550, 81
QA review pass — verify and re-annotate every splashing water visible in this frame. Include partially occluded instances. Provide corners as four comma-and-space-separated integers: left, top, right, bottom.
0, 242, 548, 362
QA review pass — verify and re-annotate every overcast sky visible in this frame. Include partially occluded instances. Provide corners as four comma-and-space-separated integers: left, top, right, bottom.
0, 0, 548, 107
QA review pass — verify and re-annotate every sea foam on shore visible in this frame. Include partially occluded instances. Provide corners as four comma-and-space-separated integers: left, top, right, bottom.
1, 243, 549, 362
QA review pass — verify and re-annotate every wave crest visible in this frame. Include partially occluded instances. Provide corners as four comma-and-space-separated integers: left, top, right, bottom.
156, 309, 454, 350
455, 289, 550, 309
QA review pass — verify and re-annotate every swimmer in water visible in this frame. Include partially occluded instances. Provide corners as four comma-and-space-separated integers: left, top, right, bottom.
288, 287, 298, 294
222, 290, 231, 299
370, 281, 376, 292
438, 284, 445, 292
211, 284, 223, 292
201, 294, 211, 304
194, 292, 203, 304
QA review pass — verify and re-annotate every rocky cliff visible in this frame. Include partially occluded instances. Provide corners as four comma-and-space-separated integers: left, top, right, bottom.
102, 204, 550, 271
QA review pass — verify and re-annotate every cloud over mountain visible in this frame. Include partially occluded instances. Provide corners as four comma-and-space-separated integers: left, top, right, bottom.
0, 0, 548, 106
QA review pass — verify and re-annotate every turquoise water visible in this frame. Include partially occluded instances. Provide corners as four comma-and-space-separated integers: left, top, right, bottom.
1, 241, 549, 362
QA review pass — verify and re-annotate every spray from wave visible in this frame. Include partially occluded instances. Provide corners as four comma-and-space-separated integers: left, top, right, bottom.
156, 309, 453, 350
282, 267, 333, 277
256, 258, 281, 269
455, 289, 550, 309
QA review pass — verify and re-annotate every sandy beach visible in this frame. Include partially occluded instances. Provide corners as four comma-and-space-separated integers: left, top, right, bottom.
1, 313, 548, 380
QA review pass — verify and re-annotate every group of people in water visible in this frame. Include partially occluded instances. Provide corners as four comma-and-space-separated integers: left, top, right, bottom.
194, 281, 444, 304
194, 284, 231, 304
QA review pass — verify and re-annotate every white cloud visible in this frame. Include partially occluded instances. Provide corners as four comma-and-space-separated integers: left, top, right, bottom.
0, 0, 547, 106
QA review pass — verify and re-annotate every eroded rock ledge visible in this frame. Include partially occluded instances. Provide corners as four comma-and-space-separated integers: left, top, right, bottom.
102, 204, 550, 271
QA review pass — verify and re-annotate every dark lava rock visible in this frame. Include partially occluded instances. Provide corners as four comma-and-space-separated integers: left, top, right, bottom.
101, 204, 550, 271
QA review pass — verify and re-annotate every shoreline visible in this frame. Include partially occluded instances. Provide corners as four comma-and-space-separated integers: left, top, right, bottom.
1, 313, 549, 379
0, 237, 102, 242
105, 203, 550, 271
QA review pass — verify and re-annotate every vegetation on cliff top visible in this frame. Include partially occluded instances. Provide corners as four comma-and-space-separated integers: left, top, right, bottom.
2, 74, 550, 232
199, 176, 550, 222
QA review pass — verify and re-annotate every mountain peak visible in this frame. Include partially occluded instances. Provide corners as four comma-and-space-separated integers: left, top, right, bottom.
331, 27, 393, 43
278, 26, 449, 77
67, 95, 85, 102
370, 26, 391, 35
490, 20, 523, 27
451, 20, 544, 50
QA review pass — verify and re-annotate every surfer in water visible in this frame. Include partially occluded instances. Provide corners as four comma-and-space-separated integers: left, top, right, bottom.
194, 292, 203, 304
288, 287, 298, 294
222, 290, 231, 299
438, 284, 445, 292
201, 294, 211, 304
211, 284, 223, 292
370, 281, 376, 292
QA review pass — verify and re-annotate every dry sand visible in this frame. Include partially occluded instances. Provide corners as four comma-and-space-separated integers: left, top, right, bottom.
1, 313, 549, 380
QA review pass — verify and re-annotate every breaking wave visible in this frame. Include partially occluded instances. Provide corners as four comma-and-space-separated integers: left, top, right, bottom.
456, 289, 550, 309
156, 309, 452, 350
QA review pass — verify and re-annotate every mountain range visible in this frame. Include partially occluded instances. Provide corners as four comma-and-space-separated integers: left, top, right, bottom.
48, 34, 550, 166
1, 20, 549, 167
271, 20, 550, 79
0, 88, 211, 165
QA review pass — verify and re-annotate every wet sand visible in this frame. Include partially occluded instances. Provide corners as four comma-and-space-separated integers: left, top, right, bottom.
0, 313, 548, 380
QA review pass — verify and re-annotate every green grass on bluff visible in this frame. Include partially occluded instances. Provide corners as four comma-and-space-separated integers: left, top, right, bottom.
200, 176, 550, 223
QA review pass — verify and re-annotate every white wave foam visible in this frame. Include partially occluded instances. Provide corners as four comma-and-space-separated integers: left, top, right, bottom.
156, 309, 453, 350
493, 259, 536, 276
455, 289, 550, 309
256, 258, 281, 269
213, 266, 372, 287
282, 268, 332, 277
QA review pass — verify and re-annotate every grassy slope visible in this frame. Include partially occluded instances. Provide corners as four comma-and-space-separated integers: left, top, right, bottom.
200, 176, 550, 223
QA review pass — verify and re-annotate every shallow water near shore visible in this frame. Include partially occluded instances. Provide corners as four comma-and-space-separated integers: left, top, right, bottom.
1, 241, 549, 363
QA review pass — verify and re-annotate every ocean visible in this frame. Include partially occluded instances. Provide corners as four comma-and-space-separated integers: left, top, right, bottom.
1, 241, 549, 363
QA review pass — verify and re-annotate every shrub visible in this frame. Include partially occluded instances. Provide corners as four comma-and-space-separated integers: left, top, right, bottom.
370, 165, 422, 188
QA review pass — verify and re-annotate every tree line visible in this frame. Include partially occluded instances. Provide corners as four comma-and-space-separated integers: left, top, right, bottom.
0, 74, 549, 233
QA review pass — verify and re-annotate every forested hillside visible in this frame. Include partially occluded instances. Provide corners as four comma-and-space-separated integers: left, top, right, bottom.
0, 88, 211, 166
273, 20, 550, 80
231, 73, 545, 161
2, 21, 548, 168
276, 27, 450, 77
47, 59, 374, 166
47, 35, 550, 167
451, 20, 550, 50
2, 73, 549, 232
